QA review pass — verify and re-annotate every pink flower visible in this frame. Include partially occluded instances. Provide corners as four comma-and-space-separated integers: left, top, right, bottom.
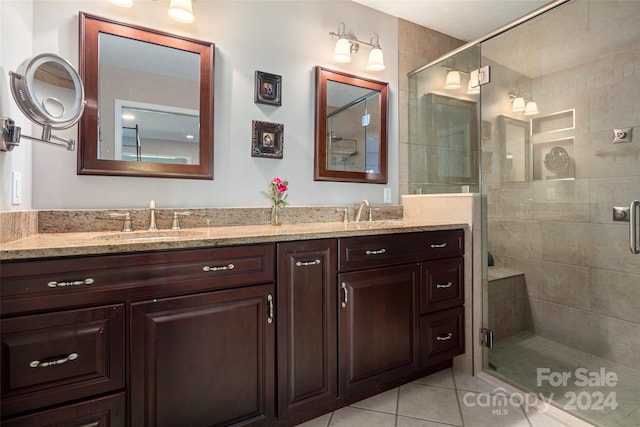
263, 177, 290, 207
276, 183, 288, 194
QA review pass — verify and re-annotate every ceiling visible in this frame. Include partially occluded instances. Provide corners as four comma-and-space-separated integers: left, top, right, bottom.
352, 0, 555, 42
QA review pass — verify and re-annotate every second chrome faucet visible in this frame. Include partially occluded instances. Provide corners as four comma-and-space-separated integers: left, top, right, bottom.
148, 200, 158, 231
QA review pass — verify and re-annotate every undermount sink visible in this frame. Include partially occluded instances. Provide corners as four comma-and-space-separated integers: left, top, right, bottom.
92, 229, 206, 242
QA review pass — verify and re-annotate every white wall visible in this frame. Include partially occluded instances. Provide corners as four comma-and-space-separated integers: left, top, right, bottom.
0, 1, 34, 211
1, 0, 399, 210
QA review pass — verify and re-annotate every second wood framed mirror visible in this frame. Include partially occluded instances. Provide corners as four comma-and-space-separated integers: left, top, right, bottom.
78, 13, 214, 179
314, 67, 388, 184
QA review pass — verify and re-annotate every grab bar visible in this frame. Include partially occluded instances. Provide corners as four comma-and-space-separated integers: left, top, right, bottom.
631, 200, 640, 254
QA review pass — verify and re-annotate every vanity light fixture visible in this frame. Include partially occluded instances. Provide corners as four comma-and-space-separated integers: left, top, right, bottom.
168, 0, 195, 23
524, 100, 539, 116
508, 92, 538, 115
108, 0, 195, 23
444, 70, 461, 89
108, 0, 134, 7
329, 23, 385, 71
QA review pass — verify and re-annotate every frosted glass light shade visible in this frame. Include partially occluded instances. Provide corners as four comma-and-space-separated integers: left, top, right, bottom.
108, 0, 134, 7
511, 96, 526, 112
524, 100, 539, 116
169, 0, 195, 23
444, 71, 461, 89
333, 38, 352, 63
367, 47, 385, 71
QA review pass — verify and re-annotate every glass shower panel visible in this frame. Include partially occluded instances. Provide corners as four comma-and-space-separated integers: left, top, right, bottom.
408, 45, 480, 195
481, 1, 640, 426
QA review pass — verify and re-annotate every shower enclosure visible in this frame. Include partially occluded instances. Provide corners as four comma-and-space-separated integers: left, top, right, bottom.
407, 1, 640, 426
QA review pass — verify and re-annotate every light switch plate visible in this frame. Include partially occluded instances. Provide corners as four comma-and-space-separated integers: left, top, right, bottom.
11, 170, 21, 205
383, 187, 392, 204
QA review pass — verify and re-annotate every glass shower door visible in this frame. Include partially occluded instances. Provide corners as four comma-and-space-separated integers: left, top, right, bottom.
481, 1, 640, 426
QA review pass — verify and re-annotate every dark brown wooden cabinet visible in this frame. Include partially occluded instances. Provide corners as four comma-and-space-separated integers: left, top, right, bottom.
1, 228, 465, 426
276, 240, 337, 421
130, 284, 275, 427
338, 264, 419, 396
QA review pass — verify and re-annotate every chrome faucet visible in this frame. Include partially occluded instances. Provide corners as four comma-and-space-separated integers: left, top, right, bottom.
355, 199, 370, 222
148, 200, 158, 231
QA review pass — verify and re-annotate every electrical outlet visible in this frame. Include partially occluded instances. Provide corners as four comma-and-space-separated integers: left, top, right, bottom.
11, 170, 22, 205
383, 187, 392, 204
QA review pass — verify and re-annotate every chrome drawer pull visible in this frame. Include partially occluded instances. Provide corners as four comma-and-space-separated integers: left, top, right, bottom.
430, 242, 447, 249
341, 282, 348, 308
202, 263, 235, 272
47, 278, 94, 288
30, 352, 78, 368
365, 248, 386, 255
267, 294, 274, 324
436, 333, 453, 341
296, 259, 321, 267
436, 282, 453, 289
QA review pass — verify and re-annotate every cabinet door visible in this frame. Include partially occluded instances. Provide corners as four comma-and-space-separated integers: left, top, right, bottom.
338, 264, 419, 396
277, 240, 337, 420
130, 284, 275, 427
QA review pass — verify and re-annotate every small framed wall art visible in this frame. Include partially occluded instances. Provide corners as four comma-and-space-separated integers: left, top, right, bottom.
255, 71, 282, 106
252, 120, 284, 159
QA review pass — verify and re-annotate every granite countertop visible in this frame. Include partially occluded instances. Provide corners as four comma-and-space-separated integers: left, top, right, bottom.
0, 220, 467, 260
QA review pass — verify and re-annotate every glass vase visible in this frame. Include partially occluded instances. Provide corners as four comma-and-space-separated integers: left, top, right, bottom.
270, 205, 282, 226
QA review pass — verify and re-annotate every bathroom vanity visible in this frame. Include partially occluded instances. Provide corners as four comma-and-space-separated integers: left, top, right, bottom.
0, 224, 465, 426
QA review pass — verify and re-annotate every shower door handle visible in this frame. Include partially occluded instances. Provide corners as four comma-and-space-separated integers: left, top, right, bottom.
631, 200, 640, 254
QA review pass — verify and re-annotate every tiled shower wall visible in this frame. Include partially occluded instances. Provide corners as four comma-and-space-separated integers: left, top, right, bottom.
398, 19, 465, 197
486, 1, 640, 371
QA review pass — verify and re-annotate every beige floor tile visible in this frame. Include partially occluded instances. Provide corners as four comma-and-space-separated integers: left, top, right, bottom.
453, 367, 502, 394
412, 368, 455, 389
457, 391, 530, 427
350, 387, 398, 414
525, 407, 571, 427
397, 383, 462, 426
396, 415, 455, 426
296, 412, 331, 427
328, 406, 396, 427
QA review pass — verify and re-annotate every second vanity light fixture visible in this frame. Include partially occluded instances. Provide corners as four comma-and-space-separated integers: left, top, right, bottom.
442, 65, 481, 95
108, 0, 195, 23
329, 23, 385, 71
508, 91, 539, 116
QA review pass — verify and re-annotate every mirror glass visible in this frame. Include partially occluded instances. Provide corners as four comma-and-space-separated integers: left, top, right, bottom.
78, 13, 214, 179
10, 53, 85, 129
423, 93, 478, 185
499, 115, 530, 182
314, 67, 388, 183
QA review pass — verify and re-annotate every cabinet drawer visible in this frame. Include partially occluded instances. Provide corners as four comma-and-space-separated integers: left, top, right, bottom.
420, 306, 464, 367
1, 244, 274, 314
420, 257, 464, 314
2, 392, 125, 427
1, 305, 125, 416
339, 229, 463, 271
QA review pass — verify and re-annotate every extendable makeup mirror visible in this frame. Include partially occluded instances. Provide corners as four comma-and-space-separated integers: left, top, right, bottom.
1, 53, 86, 152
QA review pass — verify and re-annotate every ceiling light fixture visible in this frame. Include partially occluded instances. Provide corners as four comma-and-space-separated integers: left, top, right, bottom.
329, 23, 385, 71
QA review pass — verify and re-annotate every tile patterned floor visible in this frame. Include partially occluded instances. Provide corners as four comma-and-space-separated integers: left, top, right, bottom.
489, 332, 640, 427
296, 367, 570, 427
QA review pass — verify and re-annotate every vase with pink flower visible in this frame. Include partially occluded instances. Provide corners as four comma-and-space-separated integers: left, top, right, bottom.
263, 177, 289, 225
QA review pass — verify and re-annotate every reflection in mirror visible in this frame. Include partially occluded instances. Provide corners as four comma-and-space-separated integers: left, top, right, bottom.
423, 93, 478, 185
99, 33, 200, 165
315, 67, 388, 183
78, 13, 214, 179
499, 115, 530, 182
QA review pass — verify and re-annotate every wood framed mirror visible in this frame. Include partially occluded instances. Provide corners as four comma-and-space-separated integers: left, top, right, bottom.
78, 13, 214, 179
314, 67, 388, 183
